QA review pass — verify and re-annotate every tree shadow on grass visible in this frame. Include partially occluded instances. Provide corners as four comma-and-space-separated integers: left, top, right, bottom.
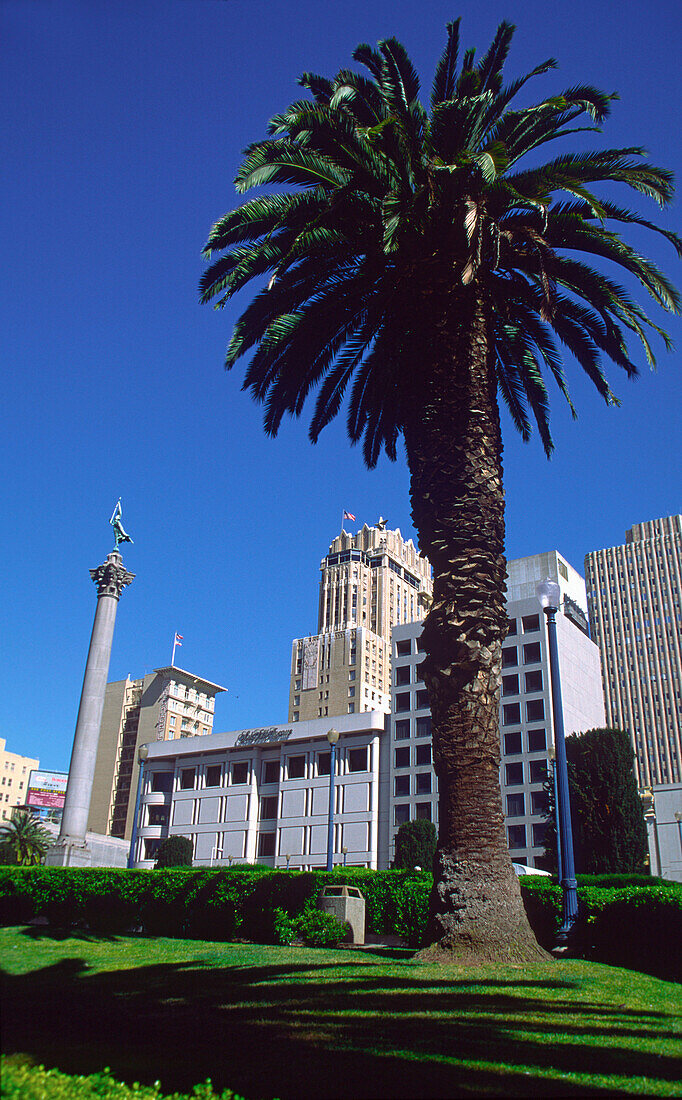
1, 952, 678, 1099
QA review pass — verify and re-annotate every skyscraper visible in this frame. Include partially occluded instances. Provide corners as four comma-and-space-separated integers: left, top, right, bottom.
89, 666, 226, 839
584, 515, 682, 786
288, 521, 433, 722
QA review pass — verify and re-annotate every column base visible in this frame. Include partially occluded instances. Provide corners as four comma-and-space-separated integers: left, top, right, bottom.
44, 839, 93, 868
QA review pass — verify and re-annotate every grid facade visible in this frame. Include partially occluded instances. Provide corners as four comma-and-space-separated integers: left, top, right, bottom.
584, 514, 682, 786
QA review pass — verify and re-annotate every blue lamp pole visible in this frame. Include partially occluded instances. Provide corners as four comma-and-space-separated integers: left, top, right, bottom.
127, 743, 149, 869
326, 728, 339, 872
536, 579, 578, 950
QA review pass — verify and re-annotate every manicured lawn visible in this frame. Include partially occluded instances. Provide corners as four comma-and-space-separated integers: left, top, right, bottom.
1, 927, 680, 1098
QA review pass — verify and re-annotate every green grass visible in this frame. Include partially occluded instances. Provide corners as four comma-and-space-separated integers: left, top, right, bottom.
1, 927, 680, 1098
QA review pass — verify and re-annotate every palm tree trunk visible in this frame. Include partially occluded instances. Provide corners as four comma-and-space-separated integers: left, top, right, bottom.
403, 289, 543, 959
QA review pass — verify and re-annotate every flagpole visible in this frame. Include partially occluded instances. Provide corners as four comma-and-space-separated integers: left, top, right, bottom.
171, 634, 177, 667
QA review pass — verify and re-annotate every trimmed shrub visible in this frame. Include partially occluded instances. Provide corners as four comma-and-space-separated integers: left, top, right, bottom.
393, 874, 431, 947
293, 903, 348, 947
154, 836, 193, 868
0, 1056, 243, 1099
394, 820, 436, 871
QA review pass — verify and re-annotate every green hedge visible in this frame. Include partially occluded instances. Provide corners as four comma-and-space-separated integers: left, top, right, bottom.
0, 1057, 243, 1100
1, 866, 678, 978
519, 878, 682, 980
0, 865, 431, 943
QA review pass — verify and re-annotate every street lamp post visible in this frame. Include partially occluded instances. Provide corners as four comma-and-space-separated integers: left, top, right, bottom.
326, 728, 339, 872
342, 845, 348, 867
127, 743, 149, 869
536, 579, 578, 950
547, 745, 563, 882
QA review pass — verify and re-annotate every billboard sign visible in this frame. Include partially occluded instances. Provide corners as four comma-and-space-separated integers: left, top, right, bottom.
26, 770, 68, 810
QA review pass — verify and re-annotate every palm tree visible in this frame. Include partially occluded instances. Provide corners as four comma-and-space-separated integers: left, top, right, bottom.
200, 20, 679, 957
0, 810, 53, 866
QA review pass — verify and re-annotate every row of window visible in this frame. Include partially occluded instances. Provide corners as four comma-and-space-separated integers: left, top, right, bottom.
394, 744, 432, 769
507, 614, 541, 636
394, 689, 430, 712
506, 790, 548, 817
503, 728, 547, 756
502, 699, 545, 725
394, 773, 432, 797
395, 802, 432, 825
150, 748, 371, 795
393, 716, 432, 740
505, 760, 547, 786
502, 670, 543, 695
508, 822, 546, 849
502, 642, 542, 667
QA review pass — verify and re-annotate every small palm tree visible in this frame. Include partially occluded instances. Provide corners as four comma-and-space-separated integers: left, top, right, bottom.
0, 809, 53, 866
200, 20, 679, 956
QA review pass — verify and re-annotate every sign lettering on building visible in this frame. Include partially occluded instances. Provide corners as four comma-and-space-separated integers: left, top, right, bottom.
26, 770, 68, 810
234, 727, 293, 747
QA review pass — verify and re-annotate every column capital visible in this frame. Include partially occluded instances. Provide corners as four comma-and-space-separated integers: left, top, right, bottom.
90, 551, 135, 600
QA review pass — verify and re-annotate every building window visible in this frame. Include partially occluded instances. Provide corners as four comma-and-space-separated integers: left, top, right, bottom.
144, 838, 161, 861
394, 719, 410, 741
348, 687, 355, 698
416, 773, 431, 795
529, 760, 547, 784
260, 796, 278, 820
527, 728, 546, 752
262, 760, 279, 784
293, 694, 300, 706
525, 670, 543, 693
506, 792, 525, 817
527, 699, 545, 722
415, 802, 432, 821
257, 832, 276, 857
522, 614, 540, 633
531, 790, 548, 814
503, 732, 522, 756
394, 747, 410, 769
416, 690, 429, 709
395, 775, 410, 797
348, 703, 355, 713
205, 765, 222, 788
150, 772, 173, 794
396, 639, 411, 656
287, 755, 306, 780
416, 716, 432, 739
502, 647, 517, 668
231, 762, 249, 785
558, 560, 569, 580
317, 752, 331, 776
394, 803, 410, 826
415, 744, 431, 766
180, 768, 196, 791
505, 762, 523, 786
348, 747, 368, 773
395, 692, 410, 712
502, 674, 519, 696
147, 806, 169, 827
532, 823, 547, 847
395, 665, 411, 686
503, 703, 521, 726
349, 670, 356, 681
523, 642, 542, 664
507, 824, 526, 849
507, 618, 517, 636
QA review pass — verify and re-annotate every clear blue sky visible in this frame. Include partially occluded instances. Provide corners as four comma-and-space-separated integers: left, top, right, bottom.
2, 0, 680, 771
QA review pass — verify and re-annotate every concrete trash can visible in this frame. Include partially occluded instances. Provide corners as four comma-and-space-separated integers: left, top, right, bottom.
318, 884, 365, 944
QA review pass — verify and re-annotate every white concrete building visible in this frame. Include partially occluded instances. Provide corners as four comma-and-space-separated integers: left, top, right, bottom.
133, 712, 389, 869
387, 552, 606, 868
643, 783, 682, 882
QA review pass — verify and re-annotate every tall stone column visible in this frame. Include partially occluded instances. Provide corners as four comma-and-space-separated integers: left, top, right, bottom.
46, 551, 134, 866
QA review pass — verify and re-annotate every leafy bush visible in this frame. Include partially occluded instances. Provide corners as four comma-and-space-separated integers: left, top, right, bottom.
293, 904, 348, 947
154, 836, 193, 868
519, 878, 682, 980
0, 1056, 244, 1099
394, 820, 436, 871
392, 874, 431, 947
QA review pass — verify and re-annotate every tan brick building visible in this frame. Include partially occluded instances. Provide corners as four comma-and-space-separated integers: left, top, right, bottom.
0, 739, 39, 821
288, 521, 432, 722
585, 515, 682, 786
89, 666, 226, 840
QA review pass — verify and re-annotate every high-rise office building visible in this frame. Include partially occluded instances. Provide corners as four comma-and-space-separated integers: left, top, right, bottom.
387, 552, 606, 868
288, 521, 432, 722
89, 666, 226, 840
584, 515, 682, 786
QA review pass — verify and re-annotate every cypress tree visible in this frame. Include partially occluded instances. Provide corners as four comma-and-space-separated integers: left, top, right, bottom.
544, 728, 649, 874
